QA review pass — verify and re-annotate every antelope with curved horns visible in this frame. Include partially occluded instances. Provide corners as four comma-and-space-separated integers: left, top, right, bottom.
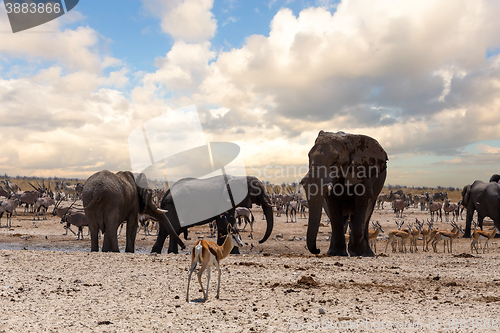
421, 219, 434, 251
384, 220, 406, 253
186, 223, 243, 302
368, 221, 384, 253
471, 222, 498, 254
432, 221, 464, 253
2, 180, 20, 193
392, 223, 413, 253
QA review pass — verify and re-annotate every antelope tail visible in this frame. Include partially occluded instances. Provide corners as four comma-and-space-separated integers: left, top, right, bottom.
194, 243, 203, 264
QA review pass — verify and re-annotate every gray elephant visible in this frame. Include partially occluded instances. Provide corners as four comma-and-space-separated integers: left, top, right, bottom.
82, 170, 185, 252
489, 174, 500, 183
151, 175, 274, 254
462, 180, 500, 238
300, 131, 388, 257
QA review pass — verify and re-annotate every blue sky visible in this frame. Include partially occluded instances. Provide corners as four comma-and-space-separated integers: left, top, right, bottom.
1, 0, 500, 187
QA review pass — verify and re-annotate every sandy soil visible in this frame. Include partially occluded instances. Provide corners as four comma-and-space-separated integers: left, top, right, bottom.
1, 204, 500, 332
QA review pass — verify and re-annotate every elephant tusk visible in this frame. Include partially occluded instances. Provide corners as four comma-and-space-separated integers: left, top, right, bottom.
156, 208, 168, 213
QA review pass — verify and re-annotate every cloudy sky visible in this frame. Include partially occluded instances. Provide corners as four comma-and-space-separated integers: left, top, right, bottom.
1, 0, 500, 187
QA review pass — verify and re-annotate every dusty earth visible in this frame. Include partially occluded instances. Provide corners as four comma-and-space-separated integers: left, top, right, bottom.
1, 203, 500, 332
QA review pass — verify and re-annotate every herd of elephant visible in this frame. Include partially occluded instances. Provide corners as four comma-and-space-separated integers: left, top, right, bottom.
81, 131, 385, 257
80, 130, 500, 257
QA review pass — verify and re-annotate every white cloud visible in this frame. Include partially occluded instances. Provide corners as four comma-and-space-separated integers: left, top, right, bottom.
142, 0, 217, 42
3, 0, 500, 186
0, 7, 120, 73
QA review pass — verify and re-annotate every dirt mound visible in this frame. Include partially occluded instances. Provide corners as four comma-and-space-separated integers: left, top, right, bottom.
297, 275, 319, 287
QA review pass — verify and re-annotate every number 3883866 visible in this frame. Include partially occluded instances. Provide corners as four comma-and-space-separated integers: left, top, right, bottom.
5, 2, 61, 14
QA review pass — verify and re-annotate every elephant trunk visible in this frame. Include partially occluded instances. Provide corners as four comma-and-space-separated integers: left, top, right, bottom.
302, 170, 329, 255
152, 208, 186, 250
259, 204, 274, 244
306, 196, 324, 255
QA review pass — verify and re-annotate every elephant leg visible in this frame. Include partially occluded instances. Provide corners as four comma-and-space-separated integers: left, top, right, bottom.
478, 214, 485, 231
151, 225, 169, 254
326, 199, 348, 257
348, 198, 375, 257
102, 230, 112, 252
464, 207, 475, 238
89, 224, 99, 252
125, 215, 138, 253
103, 221, 119, 252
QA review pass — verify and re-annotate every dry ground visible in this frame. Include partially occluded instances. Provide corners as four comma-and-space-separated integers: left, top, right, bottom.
1, 202, 500, 332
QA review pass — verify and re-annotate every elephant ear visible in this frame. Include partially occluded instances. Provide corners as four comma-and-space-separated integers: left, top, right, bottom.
462, 185, 471, 206
350, 134, 388, 180
224, 177, 250, 207
138, 187, 153, 214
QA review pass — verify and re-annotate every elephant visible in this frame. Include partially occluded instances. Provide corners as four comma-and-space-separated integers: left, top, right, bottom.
462, 180, 500, 238
82, 170, 185, 252
300, 130, 388, 257
151, 175, 274, 254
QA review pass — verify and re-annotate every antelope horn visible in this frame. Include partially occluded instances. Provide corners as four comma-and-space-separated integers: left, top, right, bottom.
62, 198, 78, 220
34, 179, 43, 190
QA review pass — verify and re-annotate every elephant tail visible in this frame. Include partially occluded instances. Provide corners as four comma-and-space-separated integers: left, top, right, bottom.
83, 190, 102, 210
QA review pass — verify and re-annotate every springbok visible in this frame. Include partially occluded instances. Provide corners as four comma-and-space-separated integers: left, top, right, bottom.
186, 224, 243, 302
368, 221, 384, 253
386, 223, 413, 253
420, 220, 434, 251
384, 220, 405, 253
407, 219, 423, 253
432, 222, 464, 253
471, 223, 498, 254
